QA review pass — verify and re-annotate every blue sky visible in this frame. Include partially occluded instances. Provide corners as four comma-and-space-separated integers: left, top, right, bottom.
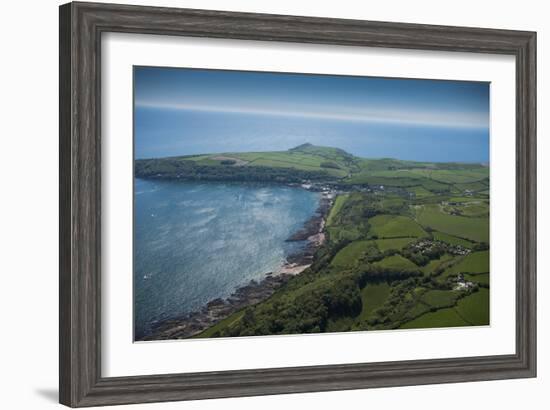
134, 66, 490, 162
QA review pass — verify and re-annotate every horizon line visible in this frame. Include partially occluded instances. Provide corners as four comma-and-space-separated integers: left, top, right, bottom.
134, 144, 489, 165
135, 101, 489, 131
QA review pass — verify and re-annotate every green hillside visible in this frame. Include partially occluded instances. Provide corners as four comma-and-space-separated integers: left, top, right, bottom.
135, 143, 489, 198
136, 144, 490, 338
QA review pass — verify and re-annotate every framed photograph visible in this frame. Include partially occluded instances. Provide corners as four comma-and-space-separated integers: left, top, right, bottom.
59, 2, 536, 407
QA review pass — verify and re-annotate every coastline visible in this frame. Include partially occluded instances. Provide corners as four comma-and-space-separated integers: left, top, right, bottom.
138, 189, 334, 341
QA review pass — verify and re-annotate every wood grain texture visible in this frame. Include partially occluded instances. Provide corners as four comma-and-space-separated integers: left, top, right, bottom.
59, 1, 537, 407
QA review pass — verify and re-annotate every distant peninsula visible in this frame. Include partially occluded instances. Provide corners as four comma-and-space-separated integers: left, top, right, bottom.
135, 142, 487, 190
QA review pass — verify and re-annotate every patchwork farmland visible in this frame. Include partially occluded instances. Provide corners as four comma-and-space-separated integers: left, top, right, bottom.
137, 144, 489, 337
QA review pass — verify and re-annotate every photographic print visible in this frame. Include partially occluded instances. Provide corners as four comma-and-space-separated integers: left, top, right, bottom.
133, 67, 490, 341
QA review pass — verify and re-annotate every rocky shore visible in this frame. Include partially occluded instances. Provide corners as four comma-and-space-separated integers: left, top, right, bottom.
139, 190, 335, 341
286, 192, 332, 241
285, 191, 332, 264
141, 272, 295, 341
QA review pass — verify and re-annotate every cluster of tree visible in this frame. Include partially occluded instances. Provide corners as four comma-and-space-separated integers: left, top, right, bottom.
309, 240, 352, 273
212, 273, 363, 338
205, 244, 473, 337
363, 274, 481, 330
329, 193, 408, 232
401, 242, 446, 266
363, 195, 408, 217
326, 195, 372, 234
352, 241, 438, 272
472, 242, 489, 251
357, 247, 398, 264
135, 159, 337, 184
203, 237, 373, 338
355, 262, 422, 284
360, 277, 422, 329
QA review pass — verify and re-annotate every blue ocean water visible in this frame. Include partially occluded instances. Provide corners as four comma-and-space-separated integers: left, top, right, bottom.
134, 179, 320, 339
135, 108, 489, 163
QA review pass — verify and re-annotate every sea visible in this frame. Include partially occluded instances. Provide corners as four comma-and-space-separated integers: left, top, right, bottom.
134, 178, 320, 339
135, 109, 490, 163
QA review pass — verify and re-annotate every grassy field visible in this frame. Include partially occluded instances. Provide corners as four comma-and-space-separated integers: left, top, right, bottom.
370, 170, 426, 179
327, 226, 363, 243
433, 231, 474, 248
326, 194, 349, 226
464, 273, 490, 285
400, 307, 469, 329
359, 282, 391, 321
410, 169, 488, 184
331, 240, 373, 267
421, 254, 454, 275
217, 144, 360, 177
346, 167, 489, 194
455, 288, 489, 325
453, 181, 489, 192
448, 251, 490, 274
374, 237, 417, 252
415, 204, 489, 243
407, 185, 435, 198
331, 237, 418, 267
374, 255, 419, 272
369, 215, 427, 239
421, 289, 459, 308
144, 144, 358, 183
459, 202, 489, 217
346, 174, 426, 188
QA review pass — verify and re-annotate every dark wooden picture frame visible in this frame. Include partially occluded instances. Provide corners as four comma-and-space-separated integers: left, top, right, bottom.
59, 2, 536, 407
